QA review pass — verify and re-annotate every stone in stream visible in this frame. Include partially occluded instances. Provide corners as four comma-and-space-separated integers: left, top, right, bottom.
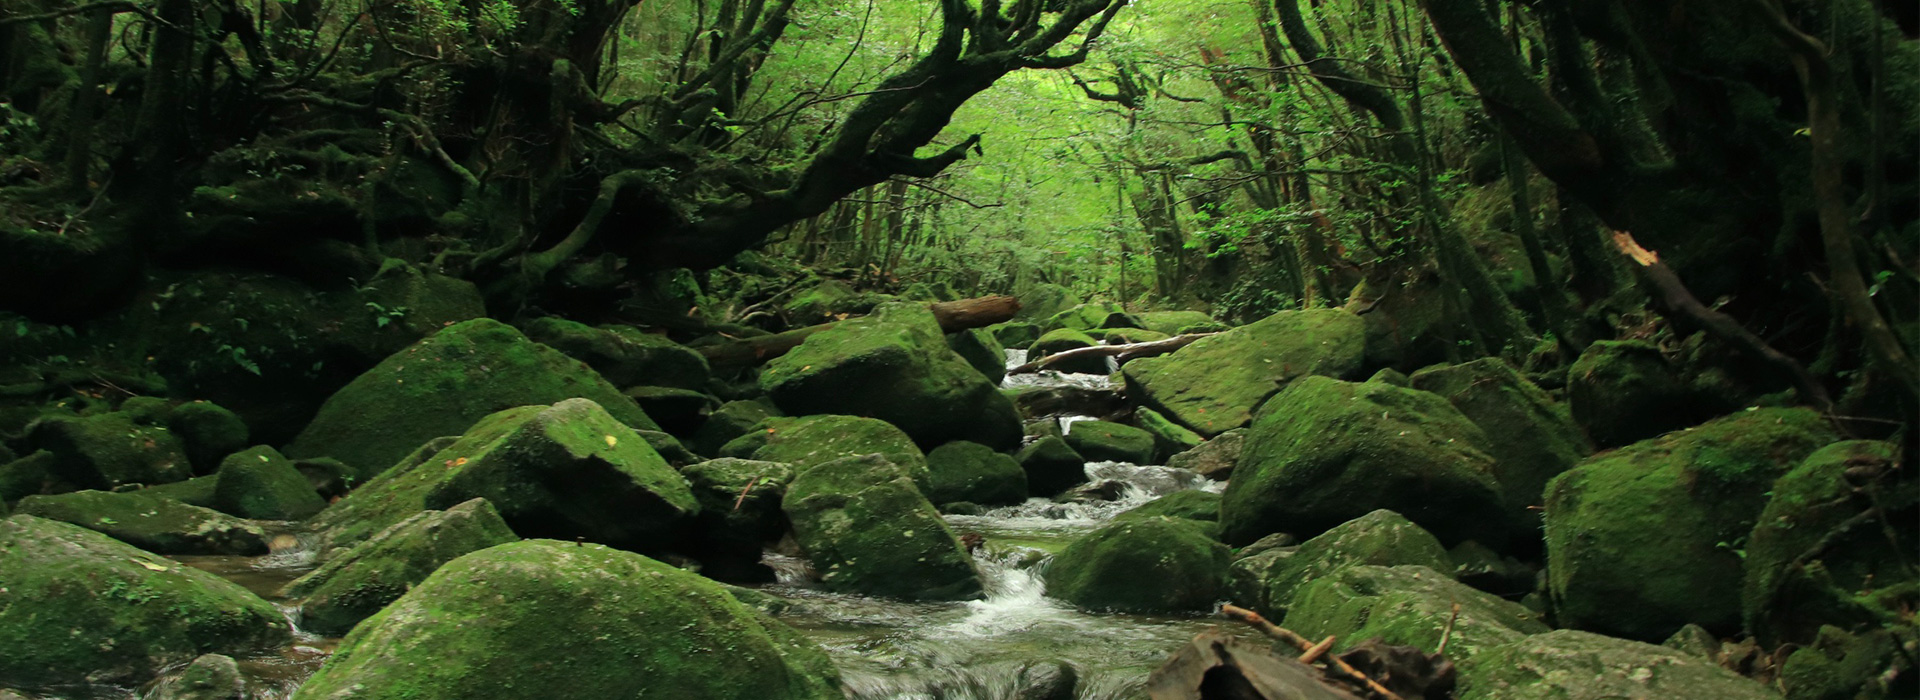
679, 458, 796, 582
1026, 328, 1106, 374
946, 327, 1007, 384
1165, 428, 1243, 481
281, 498, 520, 637
1454, 630, 1784, 700
1409, 357, 1591, 526
1120, 308, 1366, 437
1228, 509, 1451, 619
211, 445, 326, 520
0, 515, 290, 689
690, 398, 781, 456
1015, 436, 1087, 497
1045, 516, 1229, 613
782, 454, 981, 600
720, 414, 930, 493
517, 316, 712, 390
924, 441, 1027, 507
1543, 407, 1836, 641
1284, 565, 1549, 667
14, 489, 268, 555
761, 302, 1023, 450
290, 540, 843, 700
26, 411, 194, 489
1133, 407, 1202, 463
154, 653, 243, 700
285, 318, 662, 482
307, 398, 698, 555
1221, 376, 1507, 548
1061, 420, 1155, 465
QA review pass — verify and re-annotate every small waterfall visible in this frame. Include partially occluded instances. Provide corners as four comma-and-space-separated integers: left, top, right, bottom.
1001, 348, 1115, 391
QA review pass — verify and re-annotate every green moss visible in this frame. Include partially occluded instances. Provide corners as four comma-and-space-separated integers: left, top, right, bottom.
989, 321, 1042, 350
166, 401, 250, 474
782, 454, 982, 600
1015, 283, 1079, 321
291, 540, 841, 700
212, 445, 325, 520
946, 327, 1007, 384
283, 498, 518, 636
1041, 303, 1142, 333
1045, 517, 1229, 613
30, 412, 193, 490
1285, 565, 1547, 666
1134, 407, 1203, 463
1567, 340, 1716, 447
925, 441, 1027, 506
14, 490, 267, 555
691, 399, 782, 456
1121, 309, 1365, 436
1015, 436, 1087, 497
721, 414, 930, 492
1455, 630, 1784, 700
1134, 311, 1218, 336
1062, 420, 1156, 465
1410, 358, 1591, 522
1028, 328, 1104, 374
520, 317, 712, 390
1237, 509, 1450, 618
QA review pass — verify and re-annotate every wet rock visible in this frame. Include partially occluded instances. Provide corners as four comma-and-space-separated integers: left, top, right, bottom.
1567, 340, 1720, 447
690, 398, 781, 456
1041, 303, 1143, 334
155, 654, 242, 700
1121, 308, 1365, 437
14, 490, 267, 555
0, 515, 289, 688
781, 454, 982, 601
309, 399, 697, 554
282, 498, 518, 636
1166, 428, 1243, 481
290, 540, 842, 700
1134, 310, 1218, 336
1027, 328, 1105, 374
286, 319, 661, 481
946, 327, 1006, 384
1046, 516, 1229, 613
1055, 479, 1126, 504
1231, 509, 1450, 618
1015, 436, 1087, 497
1742, 440, 1914, 646
925, 441, 1027, 507
164, 402, 250, 474
1013, 660, 1078, 700
681, 458, 795, 582
1222, 376, 1506, 547
622, 385, 718, 435
1455, 630, 1783, 700
1410, 358, 1591, 525
1544, 407, 1837, 641
211, 446, 325, 520
1062, 420, 1155, 465
1006, 386, 1126, 420
519, 317, 711, 390
1286, 565, 1549, 666
990, 321, 1042, 350
721, 414, 930, 492
1134, 407, 1202, 463
27, 412, 192, 490
761, 303, 1022, 449
1117, 490, 1219, 524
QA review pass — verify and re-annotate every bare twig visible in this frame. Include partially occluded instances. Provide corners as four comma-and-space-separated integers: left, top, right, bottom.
1436, 602, 1461, 656
1220, 604, 1405, 700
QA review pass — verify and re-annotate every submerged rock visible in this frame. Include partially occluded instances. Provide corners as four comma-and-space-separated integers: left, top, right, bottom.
1285, 565, 1548, 666
282, 498, 519, 637
211, 445, 325, 521
1121, 308, 1365, 436
1455, 629, 1783, 700
290, 540, 842, 700
925, 441, 1027, 507
782, 454, 981, 601
1046, 516, 1229, 613
14, 490, 267, 555
0, 515, 289, 689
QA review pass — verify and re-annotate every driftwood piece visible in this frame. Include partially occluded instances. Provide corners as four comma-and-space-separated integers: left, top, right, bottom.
1008, 332, 1219, 375
699, 295, 1020, 370
1220, 604, 1404, 700
1147, 628, 1363, 700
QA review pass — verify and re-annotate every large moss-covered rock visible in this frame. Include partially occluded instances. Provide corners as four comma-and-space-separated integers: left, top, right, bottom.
1233, 510, 1451, 618
1742, 441, 1915, 646
681, 458, 795, 581
1135, 407, 1203, 463
1774, 625, 1907, 700
990, 321, 1042, 350
947, 328, 1007, 384
1121, 309, 1365, 436
283, 498, 519, 636
1222, 376, 1506, 547
165, 402, 250, 474
309, 399, 697, 553
761, 303, 1022, 449
1063, 420, 1155, 465
925, 441, 1027, 506
0, 515, 289, 688
782, 454, 980, 600
1016, 436, 1087, 497
156, 653, 244, 700
290, 540, 842, 700
1543, 407, 1838, 641
519, 317, 711, 390
1135, 310, 1218, 336
691, 398, 781, 456
0, 449, 58, 502
720, 414, 930, 492
1455, 630, 1784, 700
1411, 359, 1590, 521
15, 490, 267, 555
1166, 429, 1243, 480
1567, 340, 1719, 447
783, 279, 889, 325
286, 319, 661, 480
1045, 517, 1229, 613
140, 475, 219, 508
211, 446, 325, 521
27, 412, 192, 489
1286, 565, 1548, 666
1041, 303, 1142, 333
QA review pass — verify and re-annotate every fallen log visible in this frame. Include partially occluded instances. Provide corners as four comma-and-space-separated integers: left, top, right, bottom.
700, 295, 1021, 370
1008, 332, 1218, 375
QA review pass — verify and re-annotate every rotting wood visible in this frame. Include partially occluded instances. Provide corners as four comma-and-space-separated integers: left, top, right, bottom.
1220, 603, 1405, 700
699, 295, 1020, 370
1008, 332, 1218, 375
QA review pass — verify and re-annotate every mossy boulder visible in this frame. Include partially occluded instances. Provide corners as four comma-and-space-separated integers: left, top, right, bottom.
1411, 358, 1592, 523
1027, 328, 1105, 374
1222, 376, 1506, 547
784, 279, 886, 325
925, 441, 1027, 507
1166, 429, 1243, 480
720, 414, 930, 492
622, 385, 719, 435
290, 540, 842, 700
1044, 517, 1230, 613
1775, 626, 1906, 700
1285, 565, 1549, 666
156, 653, 244, 700
1135, 407, 1203, 463
0, 515, 289, 689
0, 449, 58, 502
681, 459, 795, 581
1015, 283, 1079, 322
1135, 310, 1218, 336
1041, 303, 1142, 333
1120, 309, 1365, 437
27, 412, 193, 490
1233, 510, 1451, 618
1089, 328, 1170, 345
519, 317, 711, 390
1567, 340, 1720, 447
286, 319, 660, 481
282, 498, 519, 637
14, 490, 267, 555
946, 328, 1007, 384
1062, 420, 1155, 465
691, 398, 781, 456
1455, 629, 1784, 700
165, 402, 250, 474
990, 321, 1043, 350
1742, 441, 1916, 646
1543, 407, 1838, 641
211, 446, 325, 521
1015, 436, 1087, 497
781, 454, 982, 601
761, 303, 1022, 450
309, 399, 697, 554
139, 475, 219, 508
